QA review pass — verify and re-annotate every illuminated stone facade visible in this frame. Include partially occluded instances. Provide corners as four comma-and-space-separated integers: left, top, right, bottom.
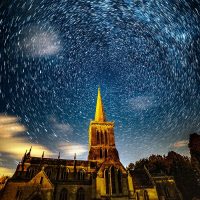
0, 88, 182, 200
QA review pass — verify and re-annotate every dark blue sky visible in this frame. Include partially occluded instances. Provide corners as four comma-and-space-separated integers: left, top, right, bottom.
0, 0, 200, 175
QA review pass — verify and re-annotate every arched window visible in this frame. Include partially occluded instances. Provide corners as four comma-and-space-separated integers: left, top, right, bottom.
78, 170, 85, 180
61, 168, 69, 180
59, 189, 68, 200
144, 190, 149, 200
164, 185, 170, 198
15, 190, 22, 200
111, 166, 116, 194
105, 169, 109, 194
96, 130, 100, 144
26, 167, 36, 178
105, 149, 107, 158
101, 131, 104, 144
40, 177, 43, 184
76, 188, 85, 200
45, 167, 53, 179
118, 170, 122, 194
136, 192, 140, 200
100, 148, 103, 159
156, 183, 162, 193
105, 131, 108, 144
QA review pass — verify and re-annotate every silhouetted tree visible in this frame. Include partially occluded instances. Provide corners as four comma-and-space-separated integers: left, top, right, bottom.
133, 151, 200, 200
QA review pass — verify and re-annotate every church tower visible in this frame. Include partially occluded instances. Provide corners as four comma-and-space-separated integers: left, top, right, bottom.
88, 87, 119, 162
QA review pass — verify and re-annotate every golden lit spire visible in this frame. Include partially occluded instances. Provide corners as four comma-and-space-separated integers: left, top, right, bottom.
95, 87, 106, 122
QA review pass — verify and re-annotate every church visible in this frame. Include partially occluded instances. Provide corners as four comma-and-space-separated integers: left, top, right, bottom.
0, 88, 182, 200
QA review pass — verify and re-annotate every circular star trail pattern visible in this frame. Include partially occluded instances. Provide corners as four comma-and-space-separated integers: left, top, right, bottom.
0, 0, 200, 167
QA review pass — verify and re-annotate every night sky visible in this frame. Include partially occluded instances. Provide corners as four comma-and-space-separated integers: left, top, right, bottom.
0, 0, 200, 176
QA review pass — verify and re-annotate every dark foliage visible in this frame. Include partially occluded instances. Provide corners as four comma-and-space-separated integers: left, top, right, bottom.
133, 150, 200, 200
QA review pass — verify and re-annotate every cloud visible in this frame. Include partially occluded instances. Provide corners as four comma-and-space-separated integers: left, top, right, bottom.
0, 167, 14, 176
50, 117, 73, 135
0, 115, 26, 138
54, 123, 73, 134
0, 115, 54, 159
0, 115, 18, 124
0, 137, 54, 159
128, 95, 158, 110
20, 26, 61, 57
58, 142, 87, 158
173, 140, 188, 148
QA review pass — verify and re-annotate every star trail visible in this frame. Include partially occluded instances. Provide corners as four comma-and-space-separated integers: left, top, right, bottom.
0, 0, 200, 175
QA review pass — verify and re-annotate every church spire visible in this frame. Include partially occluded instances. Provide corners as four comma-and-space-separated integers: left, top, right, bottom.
95, 87, 106, 122
88, 87, 119, 162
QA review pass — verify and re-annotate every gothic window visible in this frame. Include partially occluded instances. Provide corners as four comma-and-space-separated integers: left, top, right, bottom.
61, 168, 69, 180
45, 167, 53, 179
96, 130, 100, 144
40, 177, 43, 184
111, 166, 116, 194
105, 131, 108, 144
100, 148, 103, 159
144, 190, 149, 200
164, 185, 170, 198
136, 192, 140, 200
26, 167, 36, 178
156, 183, 162, 194
76, 188, 85, 200
101, 131, 104, 144
15, 190, 22, 200
59, 189, 68, 200
118, 170, 122, 194
105, 169, 109, 194
105, 148, 107, 158
78, 170, 85, 180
